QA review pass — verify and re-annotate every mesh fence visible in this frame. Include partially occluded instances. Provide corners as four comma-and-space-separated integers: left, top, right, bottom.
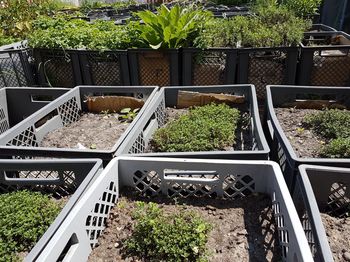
192, 51, 226, 85
86, 53, 122, 86
247, 52, 287, 100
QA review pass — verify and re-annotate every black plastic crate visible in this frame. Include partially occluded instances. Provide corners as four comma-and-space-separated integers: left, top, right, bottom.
265, 85, 350, 190
298, 31, 350, 86
182, 48, 237, 86
237, 47, 298, 100
33, 48, 83, 88
128, 48, 180, 86
293, 165, 350, 262
117, 85, 269, 160
78, 50, 130, 86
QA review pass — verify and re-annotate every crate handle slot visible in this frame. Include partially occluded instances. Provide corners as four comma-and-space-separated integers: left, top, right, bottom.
0, 171, 63, 186
164, 170, 219, 183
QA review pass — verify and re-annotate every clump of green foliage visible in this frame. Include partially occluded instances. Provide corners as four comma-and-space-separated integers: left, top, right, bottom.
283, 0, 322, 17
119, 108, 140, 122
0, 190, 61, 261
194, 4, 310, 48
28, 16, 142, 50
304, 109, 350, 139
304, 109, 350, 158
126, 202, 212, 262
135, 4, 211, 49
151, 103, 240, 152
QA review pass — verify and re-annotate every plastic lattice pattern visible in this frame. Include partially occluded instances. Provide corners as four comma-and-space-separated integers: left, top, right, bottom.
0, 108, 9, 134
88, 53, 122, 86
86, 181, 118, 248
128, 132, 145, 154
0, 51, 28, 87
42, 53, 74, 87
6, 126, 38, 147
58, 97, 80, 126
154, 99, 166, 127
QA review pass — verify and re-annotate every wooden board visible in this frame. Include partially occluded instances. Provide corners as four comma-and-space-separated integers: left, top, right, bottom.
177, 91, 245, 109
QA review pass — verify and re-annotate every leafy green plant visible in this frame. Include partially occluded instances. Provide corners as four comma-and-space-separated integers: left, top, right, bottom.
282, 0, 322, 17
119, 108, 140, 122
151, 103, 240, 152
126, 201, 211, 262
321, 137, 350, 158
135, 4, 210, 49
211, 0, 252, 5
304, 109, 350, 139
0, 190, 61, 261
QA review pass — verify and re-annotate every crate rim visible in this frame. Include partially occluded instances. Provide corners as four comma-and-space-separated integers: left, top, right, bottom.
300, 30, 350, 48
266, 84, 350, 163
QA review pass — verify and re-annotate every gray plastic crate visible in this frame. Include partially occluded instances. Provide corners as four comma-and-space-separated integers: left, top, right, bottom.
33, 157, 313, 262
0, 158, 103, 261
0, 87, 69, 134
265, 85, 350, 190
306, 24, 337, 33
117, 85, 269, 160
0, 85, 158, 161
298, 31, 350, 86
293, 165, 350, 262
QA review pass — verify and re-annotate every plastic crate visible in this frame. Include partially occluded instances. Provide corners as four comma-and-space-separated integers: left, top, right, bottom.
293, 165, 350, 262
265, 85, 350, 190
128, 48, 180, 86
305, 24, 337, 33
117, 85, 269, 159
182, 48, 237, 86
298, 31, 350, 86
0, 158, 103, 261
237, 47, 298, 100
0, 86, 158, 161
0, 87, 69, 134
33, 157, 313, 262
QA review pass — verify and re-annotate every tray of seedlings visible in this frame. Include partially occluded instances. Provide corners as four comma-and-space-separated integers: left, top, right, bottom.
293, 165, 350, 262
298, 31, 350, 86
0, 87, 69, 135
117, 85, 269, 160
32, 157, 313, 262
265, 85, 350, 190
0, 158, 102, 261
0, 86, 158, 161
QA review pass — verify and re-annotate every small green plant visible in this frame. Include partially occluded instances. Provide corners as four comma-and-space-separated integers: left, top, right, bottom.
304, 109, 350, 139
151, 103, 240, 152
119, 108, 140, 122
135, 4, 210, 49
321, 138, 350, 158
126, 202, 211, 262
0, 190, 62, 261
282, 0, 322, 17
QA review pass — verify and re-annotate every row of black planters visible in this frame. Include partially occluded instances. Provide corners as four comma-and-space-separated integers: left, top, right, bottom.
0, 84, 348, 261
3, 28, 350, 100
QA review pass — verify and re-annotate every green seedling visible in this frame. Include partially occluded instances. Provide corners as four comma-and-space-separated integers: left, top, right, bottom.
119, 108, 140, 122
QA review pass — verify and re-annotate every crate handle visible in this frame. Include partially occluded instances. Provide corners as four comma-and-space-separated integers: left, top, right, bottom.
318, 49, 349, 57
0, 171, 63, 186
164, 170, 219, 183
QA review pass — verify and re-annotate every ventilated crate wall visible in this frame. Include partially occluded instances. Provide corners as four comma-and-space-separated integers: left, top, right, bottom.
0, 86, 158, 160
293, 165, 350, 262
116, 85, 269, 159
182, 49, 237, 86
34, 157, 313, 262
265, 85, 350, 191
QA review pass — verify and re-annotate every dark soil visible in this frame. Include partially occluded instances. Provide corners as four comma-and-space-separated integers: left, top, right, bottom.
40, 113, 130, 150
274, 108, 325, 158
321, 213, 350, 262
147, 107, 252, 153
88, 190, 281, 262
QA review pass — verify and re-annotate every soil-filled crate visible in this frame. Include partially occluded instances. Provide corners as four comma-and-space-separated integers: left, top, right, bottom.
0, 85, 158, 161
182, 48, 237, 86
78, 50, 130, 86
298, 31, 350, 86
305, 24, 337, 34
265, 85, 350, 191
0, 47, 35, 88
293, 165, 350, 262
35, 157, 314, 262
237, 47, 298, 101
117, 85, 269, 160
0, 158, 103, 261
33, 49, 83, 88
0, 87, 68, 135
128, 49, 180, 86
